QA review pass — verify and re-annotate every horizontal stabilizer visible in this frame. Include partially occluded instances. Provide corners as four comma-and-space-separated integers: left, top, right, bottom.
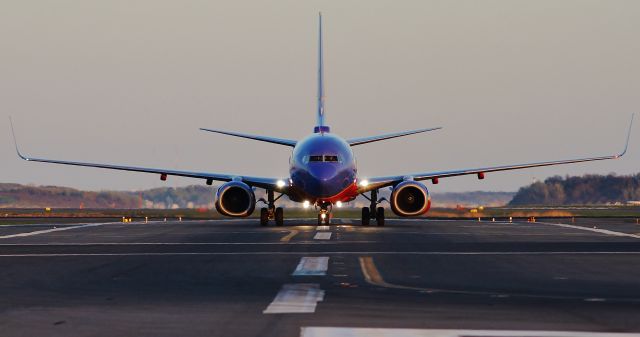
199, 128, 297, 147
347, 127, 442, 146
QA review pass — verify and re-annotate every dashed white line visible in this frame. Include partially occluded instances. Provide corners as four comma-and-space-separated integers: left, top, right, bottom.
292, 257, 329, 276
263, 283, 324, 314
314, 232, 332, 240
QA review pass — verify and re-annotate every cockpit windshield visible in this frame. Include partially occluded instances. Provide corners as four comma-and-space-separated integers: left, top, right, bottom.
306, 155, 340, 163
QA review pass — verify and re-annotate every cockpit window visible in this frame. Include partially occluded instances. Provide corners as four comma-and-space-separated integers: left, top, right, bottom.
304, 155, 340, 163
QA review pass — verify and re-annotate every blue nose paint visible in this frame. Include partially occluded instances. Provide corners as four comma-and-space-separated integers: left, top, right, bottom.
289, 133, 357, 200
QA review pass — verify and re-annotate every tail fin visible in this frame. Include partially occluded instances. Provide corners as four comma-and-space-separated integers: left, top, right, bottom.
314, 13, 329, 133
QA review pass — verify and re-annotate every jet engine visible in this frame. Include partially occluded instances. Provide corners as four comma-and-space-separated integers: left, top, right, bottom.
390, 181, 431, 216
214, 181, 256, 217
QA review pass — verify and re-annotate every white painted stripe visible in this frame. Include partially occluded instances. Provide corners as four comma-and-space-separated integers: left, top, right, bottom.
0, 240, 379, 246
537, 221, 640, 239
300, 327, 640, 337
381, 232, 590, 236
0, 222, 114, 239
392, 218, 516, 224
292, 257, 329, 276
3, 251, 640, 258
314, 232, 331, 240
263, 283, 324, 314
316, 226, 330, 231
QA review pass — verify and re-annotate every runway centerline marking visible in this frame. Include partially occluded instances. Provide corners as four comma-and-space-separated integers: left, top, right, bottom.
263, 283, 324, 314
314, 232, 332, 240
280, 230, 299, 242
316, 226, 330, 231
535, 221, 640, 239
292, 257, 329, 276
0, 222, 114, 239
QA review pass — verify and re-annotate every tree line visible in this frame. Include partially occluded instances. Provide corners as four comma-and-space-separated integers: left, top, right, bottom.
509, 173, 640, 205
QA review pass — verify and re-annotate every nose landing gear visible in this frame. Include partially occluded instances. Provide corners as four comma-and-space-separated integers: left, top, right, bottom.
361, 189, 385, 226
259, 190, 284, 226
317, 202, 332, 225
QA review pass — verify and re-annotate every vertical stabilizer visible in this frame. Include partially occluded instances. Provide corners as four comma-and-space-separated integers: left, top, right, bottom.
314, 13, 330, 133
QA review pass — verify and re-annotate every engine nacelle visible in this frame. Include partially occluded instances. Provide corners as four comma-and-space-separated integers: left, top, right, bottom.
214, 181, 256, 217
390, 181, 431, 216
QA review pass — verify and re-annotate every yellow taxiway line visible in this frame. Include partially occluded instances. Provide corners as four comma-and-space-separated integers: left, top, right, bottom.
280, 230, 299, 242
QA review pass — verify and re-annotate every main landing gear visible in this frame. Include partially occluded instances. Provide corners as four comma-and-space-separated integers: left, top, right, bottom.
259, 190, 284, 226
361, 189, 385, 226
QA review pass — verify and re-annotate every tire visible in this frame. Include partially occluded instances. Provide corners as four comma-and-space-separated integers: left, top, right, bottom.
275, 207, 284, 226
260, 208, 269, 226
361, 207, 370, 226
376, 207, 385, 227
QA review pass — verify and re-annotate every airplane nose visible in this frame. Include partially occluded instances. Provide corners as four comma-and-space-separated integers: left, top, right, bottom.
292, 163, 353, 198
308, 164, 338, 182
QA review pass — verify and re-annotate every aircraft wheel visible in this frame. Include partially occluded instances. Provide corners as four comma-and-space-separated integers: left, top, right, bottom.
361, 207, 370, 226
275, 207, 284, 226
260, 208, 269, 226
376, 207, 385, 227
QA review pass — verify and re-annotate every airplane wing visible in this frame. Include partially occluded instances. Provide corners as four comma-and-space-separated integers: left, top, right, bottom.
11, 120, 285, 191
346, 127, 442, 146
359, 115, 634, 193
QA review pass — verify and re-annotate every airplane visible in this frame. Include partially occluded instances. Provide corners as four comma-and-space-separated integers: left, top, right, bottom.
10, 13, 634, 227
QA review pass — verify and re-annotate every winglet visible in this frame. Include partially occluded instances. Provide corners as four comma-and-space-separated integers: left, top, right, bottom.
8, 117, 28, 161
617, 113, 634, 158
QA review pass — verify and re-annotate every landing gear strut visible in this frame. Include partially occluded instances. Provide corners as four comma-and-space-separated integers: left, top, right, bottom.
361, 189, 384, 226
317, 203, 331, 225
260, 190, 284, 226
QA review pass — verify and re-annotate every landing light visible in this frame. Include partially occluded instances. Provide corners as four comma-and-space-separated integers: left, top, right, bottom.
359, 179, 369, 187
321, 213, 327, 219
336, 201, 343, 208
276, 180, 286, 188
303, 200, 310, 208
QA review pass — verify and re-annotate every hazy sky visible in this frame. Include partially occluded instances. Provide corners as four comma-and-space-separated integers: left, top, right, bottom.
2, 0, 639, 192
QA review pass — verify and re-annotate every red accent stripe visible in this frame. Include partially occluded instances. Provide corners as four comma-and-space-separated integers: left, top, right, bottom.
318, 182, 359, 203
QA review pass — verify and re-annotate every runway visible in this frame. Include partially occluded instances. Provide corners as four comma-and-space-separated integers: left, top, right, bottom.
1, 217, 640, 337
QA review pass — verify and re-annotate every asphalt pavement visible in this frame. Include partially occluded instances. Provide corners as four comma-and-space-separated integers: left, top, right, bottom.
1, 216, 640, 337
